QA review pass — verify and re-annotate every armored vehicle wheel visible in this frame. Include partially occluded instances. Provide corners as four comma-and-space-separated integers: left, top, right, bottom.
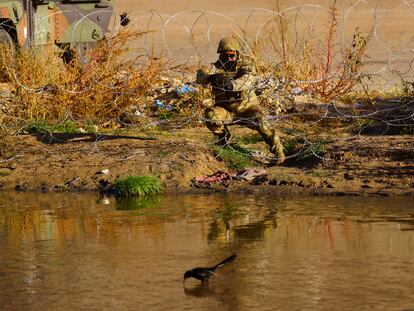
0, 28, 13, 48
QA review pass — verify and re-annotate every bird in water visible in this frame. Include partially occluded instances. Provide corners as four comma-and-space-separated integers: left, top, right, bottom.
183, 254, 237, 283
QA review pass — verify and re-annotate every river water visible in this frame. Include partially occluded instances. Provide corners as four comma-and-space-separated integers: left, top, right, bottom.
0, 192, 413, 311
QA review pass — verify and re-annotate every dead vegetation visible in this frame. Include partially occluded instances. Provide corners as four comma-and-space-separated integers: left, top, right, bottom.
252, 0, 371, 102
0, 29, 166, 131
0, 2, 409, 141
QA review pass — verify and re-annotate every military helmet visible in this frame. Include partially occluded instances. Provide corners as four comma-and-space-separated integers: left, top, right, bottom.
217, 37, 241, 53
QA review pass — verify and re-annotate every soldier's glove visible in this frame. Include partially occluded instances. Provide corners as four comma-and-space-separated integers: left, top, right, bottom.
234, 68, 250, 80
208, 74, 234, 90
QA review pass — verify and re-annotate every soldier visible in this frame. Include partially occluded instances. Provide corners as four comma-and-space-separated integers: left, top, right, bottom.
196, 36, 285, 164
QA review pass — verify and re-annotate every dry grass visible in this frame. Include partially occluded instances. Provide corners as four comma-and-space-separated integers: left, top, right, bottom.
0, 4, 375, 134
252, 0, 371, 102
0, 29, 164, 130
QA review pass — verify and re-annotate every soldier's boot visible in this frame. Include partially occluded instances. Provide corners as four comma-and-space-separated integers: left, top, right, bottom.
215, 127, 232, 147
269, 135, 285, 165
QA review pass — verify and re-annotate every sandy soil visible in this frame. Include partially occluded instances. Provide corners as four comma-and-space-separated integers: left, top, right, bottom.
0, 128, 413, 196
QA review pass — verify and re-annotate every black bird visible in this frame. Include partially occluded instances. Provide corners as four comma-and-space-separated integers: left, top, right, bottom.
183, 254, 237, 283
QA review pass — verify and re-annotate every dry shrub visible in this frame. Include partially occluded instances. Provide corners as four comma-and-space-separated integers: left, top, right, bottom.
253, 0, 371, 102
0, 29, 164, 129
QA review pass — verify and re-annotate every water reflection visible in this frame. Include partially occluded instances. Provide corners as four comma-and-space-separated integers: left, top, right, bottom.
0, 192, 414, 311
115, 195, 161, 210
208, 202, 278, 243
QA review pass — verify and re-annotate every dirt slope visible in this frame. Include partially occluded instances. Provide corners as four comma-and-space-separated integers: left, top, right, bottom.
0, 130, 413, 196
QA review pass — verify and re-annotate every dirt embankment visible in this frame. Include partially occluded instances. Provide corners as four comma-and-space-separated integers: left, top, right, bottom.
0, 129, 413, 196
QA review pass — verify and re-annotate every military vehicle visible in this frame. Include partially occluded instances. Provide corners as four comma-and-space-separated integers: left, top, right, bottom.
0, 0, 115, 53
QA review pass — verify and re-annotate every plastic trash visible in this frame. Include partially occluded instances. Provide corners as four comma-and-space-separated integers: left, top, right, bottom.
291, 86, 304, 95
176, 84, 196, 95
155, 99, 165, 108
154, 99, 173, 111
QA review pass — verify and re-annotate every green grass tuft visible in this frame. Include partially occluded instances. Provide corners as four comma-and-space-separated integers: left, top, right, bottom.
284, 137, 328, 160
0, 169, 11, 177
212, 145, 255, 170
115, 175, 162, 197
235, 133, 264, 145
24, 120, 80, 134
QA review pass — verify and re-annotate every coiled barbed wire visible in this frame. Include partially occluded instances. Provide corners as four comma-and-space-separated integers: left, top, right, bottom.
1, 4, 413, 164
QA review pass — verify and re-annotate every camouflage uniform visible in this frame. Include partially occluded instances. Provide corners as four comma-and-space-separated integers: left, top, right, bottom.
196, 39, 285, 163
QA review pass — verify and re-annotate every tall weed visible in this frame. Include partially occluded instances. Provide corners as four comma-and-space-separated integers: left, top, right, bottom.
254, 0, 371, 101
0, 29, 164, 128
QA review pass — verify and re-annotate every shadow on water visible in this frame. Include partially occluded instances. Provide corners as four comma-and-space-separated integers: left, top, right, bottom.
183, 283, 216, 298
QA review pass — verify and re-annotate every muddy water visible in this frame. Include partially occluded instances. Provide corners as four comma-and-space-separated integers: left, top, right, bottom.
0, 192, 413, 311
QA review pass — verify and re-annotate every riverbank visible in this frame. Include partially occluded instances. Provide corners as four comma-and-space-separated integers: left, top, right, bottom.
0, 128, 413, 196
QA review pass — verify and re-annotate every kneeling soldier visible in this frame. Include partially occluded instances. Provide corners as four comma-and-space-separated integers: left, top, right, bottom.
196, 36, 285, 164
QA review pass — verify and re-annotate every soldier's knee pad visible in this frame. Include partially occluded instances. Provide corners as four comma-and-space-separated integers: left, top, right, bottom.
205, 110, 218, 121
